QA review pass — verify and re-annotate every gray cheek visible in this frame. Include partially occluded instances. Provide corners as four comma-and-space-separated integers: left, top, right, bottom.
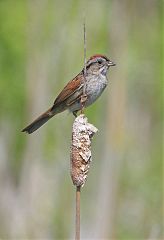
101, 66, 108, 76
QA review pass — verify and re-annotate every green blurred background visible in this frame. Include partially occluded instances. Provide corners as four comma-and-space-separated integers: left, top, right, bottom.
0, 0, 162, 239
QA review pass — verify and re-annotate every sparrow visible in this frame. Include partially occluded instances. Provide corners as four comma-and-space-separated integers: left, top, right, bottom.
22, 54, 115, 134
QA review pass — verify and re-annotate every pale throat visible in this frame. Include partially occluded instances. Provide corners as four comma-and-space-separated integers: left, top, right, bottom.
100, 65, 109, 76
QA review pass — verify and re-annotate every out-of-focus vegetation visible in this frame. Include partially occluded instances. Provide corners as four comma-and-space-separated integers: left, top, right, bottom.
0, 0, 162, 239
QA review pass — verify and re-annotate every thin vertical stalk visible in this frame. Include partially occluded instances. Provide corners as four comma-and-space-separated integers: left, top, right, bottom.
81, 20, 87, 113
83, 20, 87, 78
75, 186, 81, 240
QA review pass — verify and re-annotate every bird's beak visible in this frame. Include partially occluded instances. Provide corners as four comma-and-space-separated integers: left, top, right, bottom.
108, 60, 116, 66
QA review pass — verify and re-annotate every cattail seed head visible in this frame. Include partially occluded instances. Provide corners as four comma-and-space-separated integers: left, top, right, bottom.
70, 114, 98, 187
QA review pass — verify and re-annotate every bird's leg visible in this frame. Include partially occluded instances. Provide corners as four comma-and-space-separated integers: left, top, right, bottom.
80, 94, 87, 114
73, 111, 78, 117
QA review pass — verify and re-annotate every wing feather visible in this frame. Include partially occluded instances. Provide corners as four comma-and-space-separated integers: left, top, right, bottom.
53, 72, 84, 106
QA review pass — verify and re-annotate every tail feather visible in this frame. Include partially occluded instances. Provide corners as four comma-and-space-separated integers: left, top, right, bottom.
22, 108, 54, 134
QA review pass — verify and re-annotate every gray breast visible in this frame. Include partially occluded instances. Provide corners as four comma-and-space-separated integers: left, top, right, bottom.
85, 74, 108, 107
68, 74, 108, 113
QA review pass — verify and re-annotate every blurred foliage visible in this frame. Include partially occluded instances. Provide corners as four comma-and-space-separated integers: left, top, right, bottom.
0, 0, 162, 239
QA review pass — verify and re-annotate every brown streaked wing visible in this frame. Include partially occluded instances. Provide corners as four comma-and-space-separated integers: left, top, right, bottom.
53, 72, 84, 106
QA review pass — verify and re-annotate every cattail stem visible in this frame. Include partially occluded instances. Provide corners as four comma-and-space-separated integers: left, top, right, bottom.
83, 20, 87, 78
81, 19, 87, 114
75, 186, 81, 240
71, 114, 98, 239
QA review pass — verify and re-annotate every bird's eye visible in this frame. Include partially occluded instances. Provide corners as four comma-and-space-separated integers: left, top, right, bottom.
97, 59, 103, 64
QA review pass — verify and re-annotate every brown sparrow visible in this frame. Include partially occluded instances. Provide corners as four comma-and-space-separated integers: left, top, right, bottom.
22, 54, 115, 134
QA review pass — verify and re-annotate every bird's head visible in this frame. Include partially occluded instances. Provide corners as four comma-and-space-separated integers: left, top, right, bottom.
85, 54, 116, 76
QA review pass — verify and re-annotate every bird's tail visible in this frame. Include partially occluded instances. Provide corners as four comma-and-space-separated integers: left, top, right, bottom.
22, 108, 54, 134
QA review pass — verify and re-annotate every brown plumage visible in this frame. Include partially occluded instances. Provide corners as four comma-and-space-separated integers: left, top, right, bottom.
22, 73, 84, 134
22, 54, 115, 134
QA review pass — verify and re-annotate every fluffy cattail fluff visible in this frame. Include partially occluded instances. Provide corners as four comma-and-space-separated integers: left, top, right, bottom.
70, 114, 98, 187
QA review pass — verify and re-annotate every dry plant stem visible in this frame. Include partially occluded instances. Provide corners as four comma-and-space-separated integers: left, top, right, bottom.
73, 20, 96, 240
71, 115, 97, 240
83, 20, 87, 87
76, 186, 81, 240
71, 114, 97, 240
80, 21, 87, 114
